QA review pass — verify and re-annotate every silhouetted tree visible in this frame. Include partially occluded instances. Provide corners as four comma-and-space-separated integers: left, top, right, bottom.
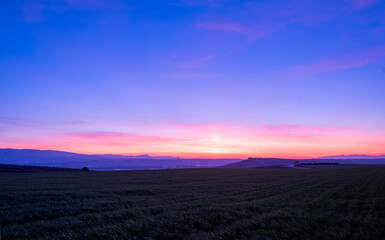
82, 167, 89, 171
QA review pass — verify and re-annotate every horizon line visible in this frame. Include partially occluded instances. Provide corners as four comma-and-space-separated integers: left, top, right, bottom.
1, 147, 384, 160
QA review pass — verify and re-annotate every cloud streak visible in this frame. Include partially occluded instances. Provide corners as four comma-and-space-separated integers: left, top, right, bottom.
288, 44, 385, 75
194, 0, 382, 42
19, 0, 125, 23
350, 0, 381, 9
196, 21, 272, 40
196, 22, 247, 34
20, 1, 45, 23
162, 72, 217, 80
169, 55, 215, 68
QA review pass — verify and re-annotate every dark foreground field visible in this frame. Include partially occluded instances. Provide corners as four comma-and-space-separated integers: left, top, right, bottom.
1, 166, 385, 240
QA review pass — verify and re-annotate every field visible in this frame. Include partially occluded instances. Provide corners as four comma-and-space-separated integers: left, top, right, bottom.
1, 166, 385, 240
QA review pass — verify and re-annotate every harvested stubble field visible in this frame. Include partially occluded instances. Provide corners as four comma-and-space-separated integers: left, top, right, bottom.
1, 166, 385, 240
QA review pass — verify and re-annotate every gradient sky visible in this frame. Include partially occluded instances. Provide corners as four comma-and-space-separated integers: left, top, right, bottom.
1, 0, 385, 158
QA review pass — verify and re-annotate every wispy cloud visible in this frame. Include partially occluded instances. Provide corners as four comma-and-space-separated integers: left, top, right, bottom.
288, 44, 385, 75
169, 55, 215, 68
173, 0, 225, 7
259, 124, 349, 140
162, 72, 217, 80
70, 131, 127, 139
196, 21, 272, 40
194, 0, 381, 42
349, 0, 381, 9
19, 0, 125, 23
0, 116, 33, 127
162, 54, 217, 80
196, 22, 247, 34
63, 0, 124, 9
20, 1, 45, 23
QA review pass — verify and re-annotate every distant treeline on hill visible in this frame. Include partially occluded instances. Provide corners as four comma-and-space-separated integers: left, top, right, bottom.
0, 164, 81, 173
297, 162, 340, 165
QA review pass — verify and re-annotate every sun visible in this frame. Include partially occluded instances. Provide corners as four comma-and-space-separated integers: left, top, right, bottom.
211, 135, 221, 142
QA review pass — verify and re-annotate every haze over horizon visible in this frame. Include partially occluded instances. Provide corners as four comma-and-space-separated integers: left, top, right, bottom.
1, 148, 385, 160
1, 0, 385, 159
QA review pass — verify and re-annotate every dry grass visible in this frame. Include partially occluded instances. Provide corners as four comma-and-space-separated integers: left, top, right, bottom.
1, 166, 385, 239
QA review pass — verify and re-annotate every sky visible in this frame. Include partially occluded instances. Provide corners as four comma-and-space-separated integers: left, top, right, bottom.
1, 0, 385, 158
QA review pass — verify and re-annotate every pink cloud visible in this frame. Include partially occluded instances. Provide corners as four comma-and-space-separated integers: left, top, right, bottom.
261, 124, 348, 133
289, 44, 385, 75
250, 0, 337, 25
196, 22, 247, 34
20, 1, 45, 23
61, 120, 88, 126
70, 131, 127, 139
0, 116, 34, 127
349, 0, 381, 8
196, 21, 272, 40
174, 0, 225, 7
70, 131, 179, 143
195, 1, 329, 41
162, 72, 217, 80
195, 0, 381, 43
257, 124, 350, 141
63, 0, 124, 9
19, 0, 125, 24
170, 55, 215, 68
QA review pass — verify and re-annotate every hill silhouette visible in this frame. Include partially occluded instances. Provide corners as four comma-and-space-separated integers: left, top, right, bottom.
0, 148, 240, 170
221, 157, 385, 168
0, 164, 81, 172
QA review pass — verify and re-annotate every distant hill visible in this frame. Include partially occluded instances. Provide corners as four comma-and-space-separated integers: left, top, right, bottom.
221, 158, 294, 168
221, 157, 385, 168
0, 149, 241, 171
0, 164, 81, 173
2, 149, 384, 171
319, 155, 385, 159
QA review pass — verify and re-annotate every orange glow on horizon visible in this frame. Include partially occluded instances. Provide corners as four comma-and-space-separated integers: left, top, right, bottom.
2, 123, 384, 159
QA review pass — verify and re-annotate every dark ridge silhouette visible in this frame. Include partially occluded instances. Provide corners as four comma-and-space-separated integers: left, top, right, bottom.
221, 157, 385, 168
297, 162, 340, 165
0, 164, 81, 172
0, 148, 241, 170
2, 149, 385, 170
319, 154, 385, 159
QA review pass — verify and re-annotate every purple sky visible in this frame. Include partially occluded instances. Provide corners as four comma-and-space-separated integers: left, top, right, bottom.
1, 0, 385, 158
